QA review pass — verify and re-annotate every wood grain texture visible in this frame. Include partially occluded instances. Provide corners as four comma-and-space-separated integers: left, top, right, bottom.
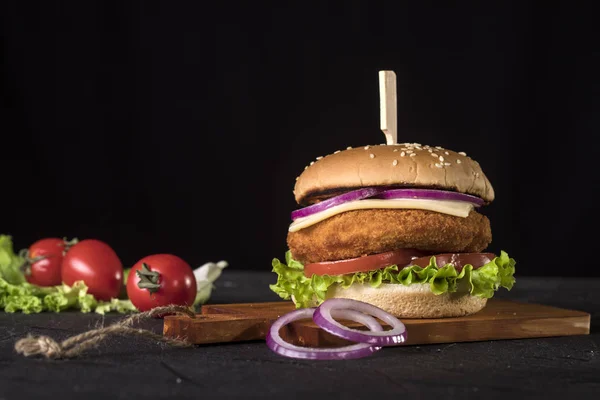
163, 299, 590, 346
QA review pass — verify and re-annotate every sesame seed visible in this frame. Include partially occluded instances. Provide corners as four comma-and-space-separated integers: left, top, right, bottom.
369, 153, 375, 159
295, 177, 299, 181
392, 159, 398, 166
456, 159, 462, 164
310, 161, 315, 165
410, 153, 416, 157
304, 166, 308, 170
364, 145, 370, 150
316, 156, 323, 160
444, 151, 449, 155
406, 150, 414, 154
475, 172, 480, 177
459, 152, 467, 156
400, 151, 406, 157
435, 146, 443, 150
439, 156, 445, 162
428, 149, 433, 153
393, 149, 399, 152
444, 162, 451, 166
334, 150, 341, 154
435, 163, 442, 168
347, 146, 352, 150
431, 153, 438, 157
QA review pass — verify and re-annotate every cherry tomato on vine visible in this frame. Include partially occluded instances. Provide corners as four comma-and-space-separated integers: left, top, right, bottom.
62, 239, 123, 301
126, 254, 197, 312
23, 237, 76, 286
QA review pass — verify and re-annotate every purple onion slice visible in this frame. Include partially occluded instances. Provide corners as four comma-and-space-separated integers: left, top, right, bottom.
291, 188, 385, 221
313, 298, 407, 346
266, 307, 383, 360
291, 188, 484, 222
376, 189, 484, 206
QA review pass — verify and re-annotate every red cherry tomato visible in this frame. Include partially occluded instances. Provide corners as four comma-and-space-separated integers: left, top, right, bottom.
62, 239, 123, 301
126, 254, 197, 312
24, 238, 67, 286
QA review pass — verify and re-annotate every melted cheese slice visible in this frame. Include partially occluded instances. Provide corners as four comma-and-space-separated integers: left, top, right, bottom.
288, 198, 474, 232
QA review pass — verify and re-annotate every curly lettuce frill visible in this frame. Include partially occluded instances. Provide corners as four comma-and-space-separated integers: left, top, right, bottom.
270, 251, 516, 308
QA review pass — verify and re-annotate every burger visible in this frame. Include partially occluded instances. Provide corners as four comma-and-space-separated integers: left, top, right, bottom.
270, 142, 515, 318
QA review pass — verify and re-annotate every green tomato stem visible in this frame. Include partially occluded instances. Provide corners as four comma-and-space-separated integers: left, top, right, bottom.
136, 263, 161, 294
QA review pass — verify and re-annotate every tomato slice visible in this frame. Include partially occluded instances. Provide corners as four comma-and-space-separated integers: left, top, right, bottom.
303, 251, 497, 277
409, 253, 496, 270
304, 249, 426, 277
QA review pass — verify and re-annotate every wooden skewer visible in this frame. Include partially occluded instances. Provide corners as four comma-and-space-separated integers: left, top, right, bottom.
379, 70, 397, 145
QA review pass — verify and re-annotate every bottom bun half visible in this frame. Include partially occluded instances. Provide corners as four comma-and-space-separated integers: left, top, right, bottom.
294, 283, 488, 318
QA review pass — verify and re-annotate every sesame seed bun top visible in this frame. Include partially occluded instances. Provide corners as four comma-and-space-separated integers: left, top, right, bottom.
293, 143, 495, 206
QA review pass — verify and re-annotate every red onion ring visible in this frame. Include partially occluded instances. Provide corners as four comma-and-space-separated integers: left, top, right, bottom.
290, 188, 385, 221
313, 298, 407, 346
375, 189, 484, 206
266, 307, 383, 360
290, 188, 484, 221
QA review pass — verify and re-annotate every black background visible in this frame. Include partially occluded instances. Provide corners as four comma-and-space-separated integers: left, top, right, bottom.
1, 1, 598, 276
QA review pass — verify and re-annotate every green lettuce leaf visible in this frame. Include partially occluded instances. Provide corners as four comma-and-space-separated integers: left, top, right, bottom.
42, 281, 98, 312
95, 298, 137, 315
0, 235, 26, 285
270, 250, 516, 308
4, 295, 43, 314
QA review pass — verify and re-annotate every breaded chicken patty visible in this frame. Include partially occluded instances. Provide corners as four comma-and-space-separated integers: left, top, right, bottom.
287, 209, 492, 264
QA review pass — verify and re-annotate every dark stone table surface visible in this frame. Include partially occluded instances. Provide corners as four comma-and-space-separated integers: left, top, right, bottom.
1, 271, 598, 399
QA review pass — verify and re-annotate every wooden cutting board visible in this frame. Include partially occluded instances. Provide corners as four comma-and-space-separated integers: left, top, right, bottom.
163, 299, 591, 346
